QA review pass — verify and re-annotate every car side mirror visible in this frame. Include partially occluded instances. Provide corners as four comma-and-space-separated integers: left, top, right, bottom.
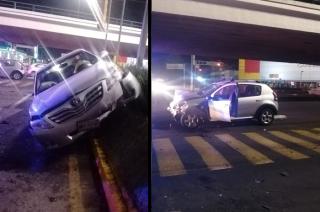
207, 95, 215, 100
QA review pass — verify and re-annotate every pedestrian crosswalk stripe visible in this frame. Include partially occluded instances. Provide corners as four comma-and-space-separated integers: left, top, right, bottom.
215, 134, 273, 165
243, 132, 309, 160
292, 130, 320, 141
153, 138, 187, 177
185, 136, 232, 171
270, 131, 320, 154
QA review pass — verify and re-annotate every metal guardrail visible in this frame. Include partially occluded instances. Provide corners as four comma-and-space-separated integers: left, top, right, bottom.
0, 0, 142, 28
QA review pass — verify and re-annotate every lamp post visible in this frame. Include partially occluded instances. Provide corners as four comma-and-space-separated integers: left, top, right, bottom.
300, 71, 304, 88
136, 0, 148, 68
115, 0, 127, 63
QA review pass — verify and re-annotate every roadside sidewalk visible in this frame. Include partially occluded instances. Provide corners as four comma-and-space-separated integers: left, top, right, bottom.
91, 102, 148, 212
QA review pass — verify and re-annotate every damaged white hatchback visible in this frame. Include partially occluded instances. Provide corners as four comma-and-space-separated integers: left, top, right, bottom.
29, 49, 140, 149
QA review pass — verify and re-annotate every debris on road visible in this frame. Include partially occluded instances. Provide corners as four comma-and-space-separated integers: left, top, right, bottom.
0, 120, 9, 125
280, 171, 289, 177
262, 205, 271, 211
254, 178, 265, 184
48, 196, 57, 202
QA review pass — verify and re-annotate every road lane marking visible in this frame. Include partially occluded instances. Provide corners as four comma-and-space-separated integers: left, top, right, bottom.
215, 134, 273, 165
68, 155, 84, 212
0, 80, 9, 86
274, 115, 287, 120
292, 130, 320, 141
14, 81, 24, 86
185, 136, 232, 171
243, 132, 309, 160
10, 94, 32, 108
270, 131, 320, 154
19, 81, 34, 88
0, 108, 22, 122
153, 138, 187, 176
92, 139, 130, 211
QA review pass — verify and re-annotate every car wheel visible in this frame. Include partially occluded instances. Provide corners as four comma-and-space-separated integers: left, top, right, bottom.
180, 108, 205, 129
11, 71, 23, 80
258, 108, 274, 125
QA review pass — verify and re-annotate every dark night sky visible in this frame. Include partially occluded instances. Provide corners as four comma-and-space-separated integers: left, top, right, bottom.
12, 0, 146, 22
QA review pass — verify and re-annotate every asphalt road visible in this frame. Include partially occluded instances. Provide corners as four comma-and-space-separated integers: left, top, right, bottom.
152, 94, 320, 212
0, 78, 105, 211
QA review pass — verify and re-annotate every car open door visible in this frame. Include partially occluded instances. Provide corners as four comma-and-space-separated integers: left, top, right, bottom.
208, 83, 238, 122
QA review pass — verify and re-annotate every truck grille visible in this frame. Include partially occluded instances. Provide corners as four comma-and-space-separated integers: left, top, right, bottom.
48, 83, 103, 124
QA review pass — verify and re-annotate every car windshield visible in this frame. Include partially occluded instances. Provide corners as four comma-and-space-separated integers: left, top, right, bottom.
198, 82, 224, 96
35, 51, 97, 94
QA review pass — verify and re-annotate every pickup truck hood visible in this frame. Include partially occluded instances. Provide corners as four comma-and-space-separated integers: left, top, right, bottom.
30, 61, 108, 116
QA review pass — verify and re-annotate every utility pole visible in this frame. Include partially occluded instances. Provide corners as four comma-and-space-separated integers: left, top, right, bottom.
115, 0, 126, 63
191, 55, 195, 90
104, 0, 112, 52
102, 0, 109, 21
136, 0, 148, 68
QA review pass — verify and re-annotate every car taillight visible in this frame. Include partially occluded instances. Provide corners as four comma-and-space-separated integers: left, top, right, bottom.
273, 91, 278, 101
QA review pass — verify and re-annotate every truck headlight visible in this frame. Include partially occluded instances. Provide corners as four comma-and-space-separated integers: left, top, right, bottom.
30, 119, 53, 129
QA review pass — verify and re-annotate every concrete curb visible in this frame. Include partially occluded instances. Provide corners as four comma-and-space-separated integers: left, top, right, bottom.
92, 139, 137, 212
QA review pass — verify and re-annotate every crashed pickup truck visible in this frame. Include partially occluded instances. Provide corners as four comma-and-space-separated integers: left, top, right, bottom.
29, 49, 140, 149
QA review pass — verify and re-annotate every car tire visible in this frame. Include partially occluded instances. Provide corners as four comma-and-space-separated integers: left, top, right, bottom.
258, 107, 274, 126
11, 71, 23, 80
180, 108, 206, 129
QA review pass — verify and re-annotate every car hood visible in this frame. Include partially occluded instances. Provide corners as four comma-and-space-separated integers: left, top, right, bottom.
174, 89, 204, 101
29, 61, 108, 116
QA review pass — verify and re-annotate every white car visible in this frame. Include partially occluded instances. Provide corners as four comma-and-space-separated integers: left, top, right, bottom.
29, 49, 140, 148
26, 63, 47, 78
168, 81, 279, 128
0, 59, 25, 80
308, 87, 320, 96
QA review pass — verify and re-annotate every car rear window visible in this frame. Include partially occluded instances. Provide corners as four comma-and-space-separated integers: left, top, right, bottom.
238, 84, 261, 97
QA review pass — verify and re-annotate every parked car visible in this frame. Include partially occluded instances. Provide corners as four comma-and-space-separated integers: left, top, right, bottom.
308, 87, 320, 96
0, 59, 25, 80
29, 49, 141, 149
168, 81, 279, 128
26, 63, 47, 78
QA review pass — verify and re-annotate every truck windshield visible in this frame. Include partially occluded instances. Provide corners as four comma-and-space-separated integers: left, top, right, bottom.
35, 51, 97, 94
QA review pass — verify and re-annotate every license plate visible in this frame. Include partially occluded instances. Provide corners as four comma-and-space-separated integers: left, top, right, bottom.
77, 119, 100, 131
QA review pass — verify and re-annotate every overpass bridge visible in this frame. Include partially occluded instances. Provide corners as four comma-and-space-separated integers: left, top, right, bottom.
0, 0, 147, 58
152, 0, 320, 64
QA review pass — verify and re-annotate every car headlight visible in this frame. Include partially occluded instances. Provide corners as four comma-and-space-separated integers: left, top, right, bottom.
30, 119, 53, 129
178, 101, 188, 112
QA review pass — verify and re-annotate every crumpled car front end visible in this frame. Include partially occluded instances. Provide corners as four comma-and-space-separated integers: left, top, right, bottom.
29, 49, 127, 149
29, 80, 123, 149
